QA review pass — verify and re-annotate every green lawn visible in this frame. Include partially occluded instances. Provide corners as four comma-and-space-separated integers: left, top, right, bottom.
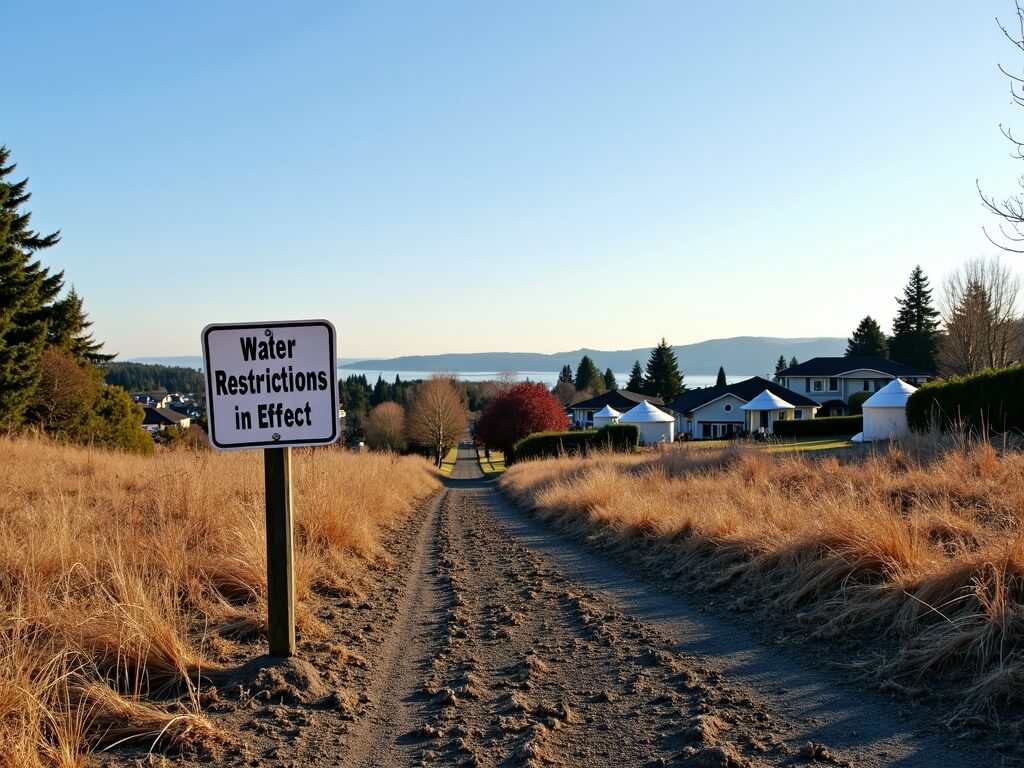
477, 448, 506, 477
670, 436, 855, 454
764, 436, 855, 453
439, 446, 459, 475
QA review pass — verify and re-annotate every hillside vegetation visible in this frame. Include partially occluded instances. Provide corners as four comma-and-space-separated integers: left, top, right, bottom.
0, 437, 439, 766
501, 440, 1024, 721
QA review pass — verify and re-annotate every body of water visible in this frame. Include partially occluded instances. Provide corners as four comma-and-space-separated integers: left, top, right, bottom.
338, 369, 753, 390
127, 357, 753, 391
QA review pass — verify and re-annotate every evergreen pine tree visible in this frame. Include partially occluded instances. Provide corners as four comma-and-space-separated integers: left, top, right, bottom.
888, 265, 941, 371
48, 287, 113, 364
574, 355, 603, 392
557, 364, 574, 385
715, 366, 727, 387
774, 355, 787, 376
603, 368, 617, 391
0, 146, 64, 430
626, 361, 644, 392
789, 356, 799, 368
371, 374, 389, 406
643, 338, 684, 400
846, 316, 888, 357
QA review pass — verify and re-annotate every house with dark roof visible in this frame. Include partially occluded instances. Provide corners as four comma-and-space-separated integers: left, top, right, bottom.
133, 392, 173, 409
667, 377, 818, 439
568, 390, 664, 429
774, 357, 932, 416
142, 406, 191, 434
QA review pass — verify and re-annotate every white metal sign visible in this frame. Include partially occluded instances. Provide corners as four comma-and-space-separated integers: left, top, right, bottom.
202, 320, 339, 450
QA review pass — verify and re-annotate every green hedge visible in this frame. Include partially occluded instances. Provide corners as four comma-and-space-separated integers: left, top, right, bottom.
773, 415, 862, 438
511, 424, 639, 463
906, 365, 1024, 434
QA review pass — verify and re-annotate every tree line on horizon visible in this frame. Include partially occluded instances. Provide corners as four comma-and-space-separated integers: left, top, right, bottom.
551, 337, 687, 404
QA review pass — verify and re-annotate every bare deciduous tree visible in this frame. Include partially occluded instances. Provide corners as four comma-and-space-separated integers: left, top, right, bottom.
980, 2, 1024, 250
939, 257, 1023, 374
551, 381, 576, 407
364, 402, 407, 452
407, 376, 467, 466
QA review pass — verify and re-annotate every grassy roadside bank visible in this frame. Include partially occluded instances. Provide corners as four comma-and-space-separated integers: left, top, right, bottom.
0, 436, 439, 766
499, 440, 1024, 728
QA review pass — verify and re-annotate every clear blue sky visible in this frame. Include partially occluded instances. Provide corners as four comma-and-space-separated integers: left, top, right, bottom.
7, 1, 1024, 359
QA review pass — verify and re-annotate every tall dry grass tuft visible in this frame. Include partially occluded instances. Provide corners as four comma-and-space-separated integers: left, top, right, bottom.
501, 442, 1024, 716
0, 435, 439, 765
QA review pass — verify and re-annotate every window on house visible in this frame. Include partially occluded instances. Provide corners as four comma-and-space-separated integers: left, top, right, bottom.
794, 409, 802, 420
805, 377, 811, 391
723, 403, 733, 412
813, 379, 823, 392
828, 377, 838, 391
863, 380, 870, 391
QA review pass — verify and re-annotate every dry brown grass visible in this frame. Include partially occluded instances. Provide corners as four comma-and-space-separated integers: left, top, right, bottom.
501, 440, 1024, 720
0, 435, 439, 766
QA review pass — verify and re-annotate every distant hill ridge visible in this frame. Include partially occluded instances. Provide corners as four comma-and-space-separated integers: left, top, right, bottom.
130, 337, 847, 377
339, 336, 846, 377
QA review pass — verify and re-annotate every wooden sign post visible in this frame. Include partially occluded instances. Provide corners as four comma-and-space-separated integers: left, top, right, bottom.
263, 447, 295, 656
202, 320, 339, 658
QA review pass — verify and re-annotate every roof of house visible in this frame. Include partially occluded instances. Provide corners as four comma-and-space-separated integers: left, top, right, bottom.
863, 378, 918, 409
667, 376, 818, 414
569, 389, 664, 412
741, 389, 796, 411
593, 405, 621, 418
777, 356, 930, 378
619, 400, 675, 423
142, 407, 190, 426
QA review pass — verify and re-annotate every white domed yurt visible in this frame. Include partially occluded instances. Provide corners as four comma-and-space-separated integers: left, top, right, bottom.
740, 389, 795, 435
857, 378, 917, 442
619, 400, 675, 445
593, 404, 621, 428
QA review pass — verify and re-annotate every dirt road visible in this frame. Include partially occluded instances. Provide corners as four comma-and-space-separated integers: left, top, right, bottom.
337, 444, 1007, 768
120, 444, 1010, 767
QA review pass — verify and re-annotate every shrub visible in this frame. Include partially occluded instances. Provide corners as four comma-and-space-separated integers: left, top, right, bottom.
773, 415, 862, 438
847, 391, 871, 416
476, 382, 569, 456
906, 365, 1024, 434
511, 424, 639, 463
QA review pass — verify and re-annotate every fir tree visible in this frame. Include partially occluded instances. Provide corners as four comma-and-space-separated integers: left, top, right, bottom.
846, 316, 888, 357
774, 355, 788, 376
48, 287, 113, 364
889, 265, 941, 371
626, 361, 644, 392
557, 364, 574, 385
0, 146, 64, 429
643, 338, 684, 400
789, 356, 799, 368
371, 374, 389, 406
574, 355, 603, 392
603, 368, 617, 391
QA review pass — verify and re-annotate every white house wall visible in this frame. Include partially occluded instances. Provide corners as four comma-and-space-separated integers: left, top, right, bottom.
777, 369, 925, 405
678, 394, 746, 438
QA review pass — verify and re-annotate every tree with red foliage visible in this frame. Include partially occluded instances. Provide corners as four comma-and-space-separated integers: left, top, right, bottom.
476, 382, 569, 456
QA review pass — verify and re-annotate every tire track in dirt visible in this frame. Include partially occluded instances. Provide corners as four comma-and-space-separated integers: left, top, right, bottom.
342, 489, 450, 767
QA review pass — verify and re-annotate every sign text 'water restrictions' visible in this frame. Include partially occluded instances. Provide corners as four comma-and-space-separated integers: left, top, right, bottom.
202, 320, 339, 450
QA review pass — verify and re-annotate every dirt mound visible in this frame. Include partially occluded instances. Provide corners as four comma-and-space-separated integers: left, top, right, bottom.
231, 656, 327, 705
